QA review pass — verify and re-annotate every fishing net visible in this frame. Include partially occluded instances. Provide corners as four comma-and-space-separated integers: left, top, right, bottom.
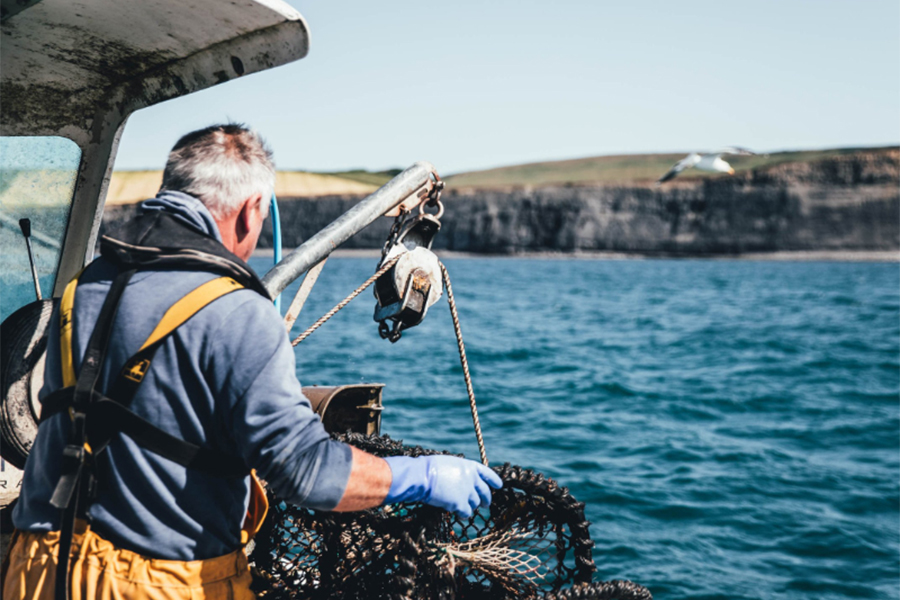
249, 433, 651, 600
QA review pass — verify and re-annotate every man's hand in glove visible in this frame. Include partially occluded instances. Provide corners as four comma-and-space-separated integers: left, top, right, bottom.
383, 455, 503, 518
330, 447, 502, 516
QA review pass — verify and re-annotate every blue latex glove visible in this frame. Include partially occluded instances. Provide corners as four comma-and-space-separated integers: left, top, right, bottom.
384, 455, 503, 518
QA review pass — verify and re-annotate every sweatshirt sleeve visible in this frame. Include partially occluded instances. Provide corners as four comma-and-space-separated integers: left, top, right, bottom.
206, 292, 353, 510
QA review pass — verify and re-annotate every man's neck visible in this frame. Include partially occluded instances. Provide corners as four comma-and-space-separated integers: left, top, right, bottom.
215, 214, 242, 258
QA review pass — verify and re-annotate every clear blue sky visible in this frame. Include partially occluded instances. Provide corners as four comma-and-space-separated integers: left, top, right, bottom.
115, 0, 900, 175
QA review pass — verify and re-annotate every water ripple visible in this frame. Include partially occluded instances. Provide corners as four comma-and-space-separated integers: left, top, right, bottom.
257, 257, 900, 600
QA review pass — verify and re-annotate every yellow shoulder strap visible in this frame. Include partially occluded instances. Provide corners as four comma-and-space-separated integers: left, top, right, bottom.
138, 276, 243, 352
60, 269, 85, 388
60, 275, 244, 386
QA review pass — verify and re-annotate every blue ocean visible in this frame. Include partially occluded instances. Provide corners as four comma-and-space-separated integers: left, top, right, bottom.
253, 256, 900, 600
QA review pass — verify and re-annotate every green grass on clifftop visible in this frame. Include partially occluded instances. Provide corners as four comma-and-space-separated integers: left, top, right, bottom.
110, 147, 897, 204
445, 146, 896, 188
323, 169, 402, 187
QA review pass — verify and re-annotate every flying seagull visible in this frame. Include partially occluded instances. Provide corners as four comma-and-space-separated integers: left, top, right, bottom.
656, 147, 757, 185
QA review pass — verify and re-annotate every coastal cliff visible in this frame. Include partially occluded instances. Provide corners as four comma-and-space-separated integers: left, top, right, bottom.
102, 149, 899, 255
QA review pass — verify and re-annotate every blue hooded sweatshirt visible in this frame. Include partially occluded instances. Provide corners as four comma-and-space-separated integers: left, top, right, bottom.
13, 191, 353, 560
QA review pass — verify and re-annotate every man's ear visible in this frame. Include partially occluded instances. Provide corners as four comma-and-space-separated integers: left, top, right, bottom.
236, 193, 263, 241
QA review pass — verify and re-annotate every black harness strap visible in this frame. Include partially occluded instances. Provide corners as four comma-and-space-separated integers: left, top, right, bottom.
38, 388, 76, 422
89, 399, 247, 477
51, 269, 134, 600
41, 387, 250, 477
41, 388, 247, 479
70, 270, 137, 414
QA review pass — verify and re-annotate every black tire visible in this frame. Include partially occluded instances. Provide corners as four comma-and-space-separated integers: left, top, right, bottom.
0, 299, 55, 469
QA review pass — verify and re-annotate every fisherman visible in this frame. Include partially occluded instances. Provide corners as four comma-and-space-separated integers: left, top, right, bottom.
4, 124, 502, 599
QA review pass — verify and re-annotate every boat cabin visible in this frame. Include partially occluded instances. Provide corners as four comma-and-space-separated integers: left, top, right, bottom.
0, 0, 310, 510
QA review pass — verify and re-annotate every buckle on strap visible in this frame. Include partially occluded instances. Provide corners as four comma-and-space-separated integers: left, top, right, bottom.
50, 444, 86, 510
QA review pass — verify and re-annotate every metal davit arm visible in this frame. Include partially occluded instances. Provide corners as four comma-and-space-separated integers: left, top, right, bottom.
261, 161, 439, 298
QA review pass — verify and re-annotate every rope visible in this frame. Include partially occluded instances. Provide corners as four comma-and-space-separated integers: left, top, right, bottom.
290, 254, 489, 466
440, 262, 488, 466
291, 255, 402, 346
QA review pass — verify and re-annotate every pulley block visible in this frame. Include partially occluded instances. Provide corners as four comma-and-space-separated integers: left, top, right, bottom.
374, 213, 443, 342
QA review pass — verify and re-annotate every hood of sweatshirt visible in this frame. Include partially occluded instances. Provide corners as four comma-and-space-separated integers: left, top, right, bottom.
139, 190, 223, 243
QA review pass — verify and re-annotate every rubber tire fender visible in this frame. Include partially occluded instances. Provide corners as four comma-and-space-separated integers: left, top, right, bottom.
0, 299, 55, 469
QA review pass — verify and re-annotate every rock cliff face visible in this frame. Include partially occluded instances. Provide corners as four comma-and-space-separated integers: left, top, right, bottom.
103, 149, 899, 255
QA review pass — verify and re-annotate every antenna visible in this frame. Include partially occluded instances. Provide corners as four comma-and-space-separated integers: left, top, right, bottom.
18, 218, 42, 301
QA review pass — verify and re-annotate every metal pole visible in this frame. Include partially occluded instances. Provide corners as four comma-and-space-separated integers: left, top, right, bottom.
283, 257, 327, 332
262, 161, 438, 298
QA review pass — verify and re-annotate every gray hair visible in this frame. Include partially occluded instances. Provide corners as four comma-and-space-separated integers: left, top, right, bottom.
161, 124, 275, 220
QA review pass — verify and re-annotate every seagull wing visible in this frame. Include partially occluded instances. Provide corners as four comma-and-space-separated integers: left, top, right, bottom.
715, 146, 757, 157
656, 154, 698, 185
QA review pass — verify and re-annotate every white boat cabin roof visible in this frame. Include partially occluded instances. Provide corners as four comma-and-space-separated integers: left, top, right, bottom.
1, 0, 309, 294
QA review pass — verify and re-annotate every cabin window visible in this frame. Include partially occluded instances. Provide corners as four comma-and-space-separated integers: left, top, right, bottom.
0, 136, 80, 322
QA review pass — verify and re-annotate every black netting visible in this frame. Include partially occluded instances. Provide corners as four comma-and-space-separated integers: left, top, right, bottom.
249, 433, 650, 600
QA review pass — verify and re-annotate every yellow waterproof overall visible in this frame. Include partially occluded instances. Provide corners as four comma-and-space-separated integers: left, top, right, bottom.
3, 275, 268, 600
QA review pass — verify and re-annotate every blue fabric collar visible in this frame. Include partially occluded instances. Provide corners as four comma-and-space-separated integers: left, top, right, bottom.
139, 191, 223, 243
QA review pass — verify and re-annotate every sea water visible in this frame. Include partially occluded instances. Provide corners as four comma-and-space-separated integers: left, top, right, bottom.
254, 256, 900, 600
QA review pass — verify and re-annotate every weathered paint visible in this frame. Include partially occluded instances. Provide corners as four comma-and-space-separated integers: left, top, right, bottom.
0, 0, 310, 294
